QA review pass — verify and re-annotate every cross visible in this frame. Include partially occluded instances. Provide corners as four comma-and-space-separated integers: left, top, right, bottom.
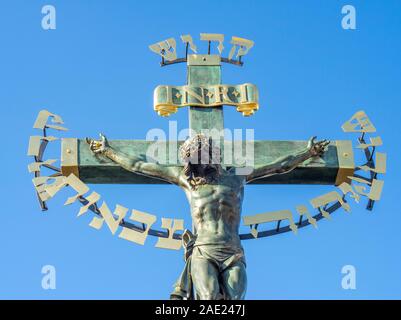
59, 42, 356, 300
25, 32, 389, 302
61, 54, 354, 187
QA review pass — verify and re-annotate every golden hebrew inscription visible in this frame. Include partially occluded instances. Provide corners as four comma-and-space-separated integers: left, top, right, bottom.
348, 177, 384, 201
28, 159, 57, 173
310, 191, 351, 219
43, 176, 66, 198
228, 36, 254, 60
358, 152, 386, 174
118, 209, 157, 245
243, 210, 298, 238
338, 182, 360, 204
200, 33, 224, 54
295, 205, 317, 228
149, 34, 255, 63
64, 174, 90, 205
27, 136, 58, 157
33, 109, 67, 131
37, 174, 88, 204
342, 110, 376, 133
33, 181, 52, 202
155, 218, 184, 250
180, 34, 197, 53
149, 38, 177, 61
78, 192, 101, 217
34, 176, 65, 200
357, 136, 383, 149
90, 202, 128, 235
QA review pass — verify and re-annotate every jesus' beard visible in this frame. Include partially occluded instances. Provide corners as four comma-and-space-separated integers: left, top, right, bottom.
183, 162, 221, 189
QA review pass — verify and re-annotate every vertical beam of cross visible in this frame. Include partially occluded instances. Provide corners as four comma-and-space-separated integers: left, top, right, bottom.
187, 55, 224, 137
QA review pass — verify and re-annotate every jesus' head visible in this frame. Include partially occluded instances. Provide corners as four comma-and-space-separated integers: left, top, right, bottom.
179, 134, 222, 189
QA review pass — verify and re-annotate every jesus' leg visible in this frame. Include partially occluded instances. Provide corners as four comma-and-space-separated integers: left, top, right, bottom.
191, 254, 220, 300
221, 260, 247, 300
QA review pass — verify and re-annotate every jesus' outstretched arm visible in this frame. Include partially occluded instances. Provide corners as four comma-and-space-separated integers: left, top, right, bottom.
245, 136, 330, 183
86, 133, 181, 185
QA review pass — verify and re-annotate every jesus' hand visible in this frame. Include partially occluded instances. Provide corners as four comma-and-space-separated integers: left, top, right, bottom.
307, 136, 330, 157
86, 133, 110, 154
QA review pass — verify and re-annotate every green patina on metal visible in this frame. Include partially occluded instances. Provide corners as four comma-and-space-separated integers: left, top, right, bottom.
187, 64, 224, 134
62, 50, 354, 301
76, 139, 339, 184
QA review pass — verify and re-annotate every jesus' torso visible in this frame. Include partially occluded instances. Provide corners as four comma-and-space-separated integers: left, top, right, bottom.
181, 170, 245, 247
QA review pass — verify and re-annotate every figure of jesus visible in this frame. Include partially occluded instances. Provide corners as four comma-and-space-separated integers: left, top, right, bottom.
87, 133, 329, 300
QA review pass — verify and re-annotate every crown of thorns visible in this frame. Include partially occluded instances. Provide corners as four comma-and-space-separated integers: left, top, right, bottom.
179, 134, 221, 164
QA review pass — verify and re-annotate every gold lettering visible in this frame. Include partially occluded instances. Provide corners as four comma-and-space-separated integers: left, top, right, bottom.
200, 33, 224, 54
228, 36, 254, 60
180, 34, 197, 53
33, 109, 67, 131
357, 136, 383, 149
118, 209, 157, 245
149, 38, 177, 61
183, 86, 205, 105
90, 202, 128, 235
358, 152, 386, 174
342, 110, 376, 133
295, 205, 317, 228
78, 192, 101, 217
310, 191, 350, 219
155, 218, 184, 250
243, 210, 297, 238
27, 136, 58, 157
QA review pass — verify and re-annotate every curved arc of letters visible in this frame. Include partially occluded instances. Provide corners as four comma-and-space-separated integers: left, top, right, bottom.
28, 110, 386, 250
28, 110, 183, 251
241, 110, 386, 240
149, 33, 254, 67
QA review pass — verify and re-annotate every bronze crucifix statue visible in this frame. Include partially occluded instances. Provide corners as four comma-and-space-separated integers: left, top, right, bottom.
28, 34, 385, 301
87, 133, 329, 299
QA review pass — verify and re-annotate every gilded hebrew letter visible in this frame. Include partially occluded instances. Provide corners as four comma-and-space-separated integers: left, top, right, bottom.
338, 182, 360, 203
349, 177, 384, 201
32, 179, 54, 202
118, 209, 157, 245
342, 110, 376, 133
63, 174, 90, 205
33, 176, 65, 201
295, 205, 317, 228
27, 136, 58, 157
149, 38, 177, 61
181, 34, 197, 53
28, 159, 57, 173
33, 109, 67, 131
200, 33, 224, 54
357, 136, 383, 149
155, 218, 184, 250
228, 36, 254, 60
90, 202, 128, 235
78, 191, 101, 217
243, 210, 298, 238
310, 191, 351, 219
358, 152, 387, 174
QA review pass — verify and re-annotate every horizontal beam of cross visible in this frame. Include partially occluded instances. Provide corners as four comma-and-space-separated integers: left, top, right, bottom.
61, 138, 354, 185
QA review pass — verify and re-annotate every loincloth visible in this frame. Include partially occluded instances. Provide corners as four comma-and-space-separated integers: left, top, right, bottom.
192, 243, 246, 273
170, 230, 246, 300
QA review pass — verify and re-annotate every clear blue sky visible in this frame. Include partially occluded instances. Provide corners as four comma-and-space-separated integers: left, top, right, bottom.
0, 0, 400, 299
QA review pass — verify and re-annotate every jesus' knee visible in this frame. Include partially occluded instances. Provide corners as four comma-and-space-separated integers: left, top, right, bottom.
191, 258, 220, 300
221, 261, 247, 300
